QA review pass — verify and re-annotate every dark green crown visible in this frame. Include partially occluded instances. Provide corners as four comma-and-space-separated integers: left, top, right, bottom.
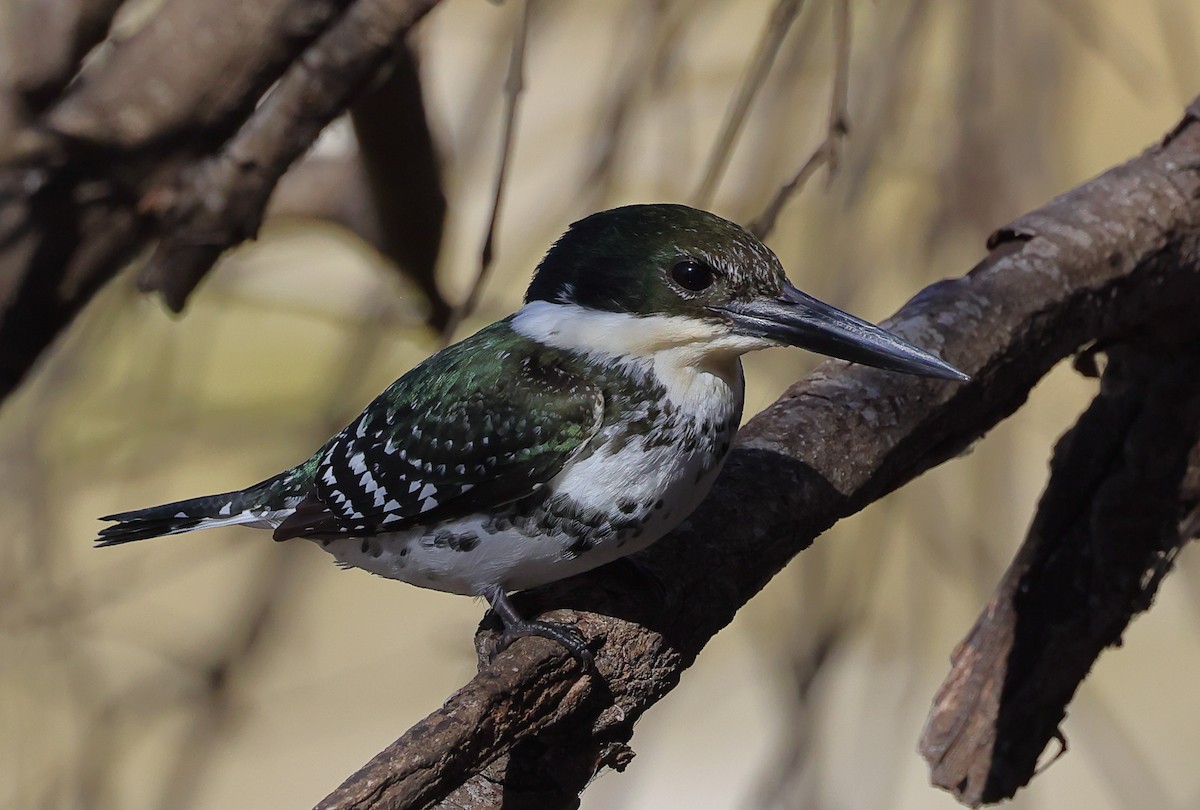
524, 204, 786, 318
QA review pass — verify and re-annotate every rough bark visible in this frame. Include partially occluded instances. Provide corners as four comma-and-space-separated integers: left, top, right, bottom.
919, 338, 1200, 806
316, 101, 1200, 809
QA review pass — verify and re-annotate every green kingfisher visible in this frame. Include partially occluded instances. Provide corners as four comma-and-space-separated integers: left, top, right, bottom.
99, 204, 966, 667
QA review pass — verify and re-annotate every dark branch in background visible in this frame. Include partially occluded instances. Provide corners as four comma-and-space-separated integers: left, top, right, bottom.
137, 0, 441, 309
317, 100, 1200, 810
263, 39, 452, 331
351, 41, 451, 331
749, 0, 850, 240
824, 0, 851, 178
694, 0, 806, 208
0, 0, 442, 403
8, 0, 125, 112
441, 0, 533, 343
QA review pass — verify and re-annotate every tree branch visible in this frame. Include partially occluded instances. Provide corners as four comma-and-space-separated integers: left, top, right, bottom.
317, 99, 1200, 810
918, 311, 1200, 802
0, 0, 442, 403
137, 0, 443, 311
350, 39, 451, 331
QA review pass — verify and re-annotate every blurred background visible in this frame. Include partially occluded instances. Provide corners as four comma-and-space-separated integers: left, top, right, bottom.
3, 0, 1200, 807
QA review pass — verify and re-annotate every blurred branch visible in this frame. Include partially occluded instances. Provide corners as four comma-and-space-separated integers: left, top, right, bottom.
1155, 0, 1200, 103
318, 97, 1200, 810
138, 0, 442, 310
694, 0, 806, 207
267, 39, 452, 331
265, 152, 379, 244
45, 0, 352, 153
749, 0, 850, 239
441, 0, 532, 343
1038, 0, 1157, 96
0, 0, 442, 403
8, 0, 125, 111
351, 40, 451, 330
578, 0, 676, 210
155, 555, 296, 809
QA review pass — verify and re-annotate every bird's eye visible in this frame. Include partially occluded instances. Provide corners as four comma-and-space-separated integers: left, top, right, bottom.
670, 260, 715, 292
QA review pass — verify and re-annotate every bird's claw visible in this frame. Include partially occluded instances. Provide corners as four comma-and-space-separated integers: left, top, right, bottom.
490, 618, 594, 671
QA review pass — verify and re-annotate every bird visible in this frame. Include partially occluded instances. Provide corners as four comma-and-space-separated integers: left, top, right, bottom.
98, 204, 967, 668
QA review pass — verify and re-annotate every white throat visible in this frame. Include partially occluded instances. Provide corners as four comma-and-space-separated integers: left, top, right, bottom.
511, 300, 766, 413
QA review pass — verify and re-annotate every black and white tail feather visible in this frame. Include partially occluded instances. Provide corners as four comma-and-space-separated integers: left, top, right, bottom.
96, 482, 292, 546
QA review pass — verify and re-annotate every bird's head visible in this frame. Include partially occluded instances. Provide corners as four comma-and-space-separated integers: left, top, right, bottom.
520, 203, 967, 381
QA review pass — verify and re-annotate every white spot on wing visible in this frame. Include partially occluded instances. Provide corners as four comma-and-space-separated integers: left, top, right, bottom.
360, 471, 377, 493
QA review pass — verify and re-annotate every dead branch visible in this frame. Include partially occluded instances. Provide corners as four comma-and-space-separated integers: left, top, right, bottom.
316, 98, 1200, 810
46, 0, 352, 152
8, 0, 125, 111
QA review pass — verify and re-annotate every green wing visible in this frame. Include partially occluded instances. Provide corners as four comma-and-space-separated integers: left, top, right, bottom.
274, 322, 604, 540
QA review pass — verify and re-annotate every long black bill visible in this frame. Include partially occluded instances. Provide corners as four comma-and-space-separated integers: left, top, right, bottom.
717, 283, 969, 381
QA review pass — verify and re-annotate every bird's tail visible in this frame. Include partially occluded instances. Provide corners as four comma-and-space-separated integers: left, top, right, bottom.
97, 485, 284, 547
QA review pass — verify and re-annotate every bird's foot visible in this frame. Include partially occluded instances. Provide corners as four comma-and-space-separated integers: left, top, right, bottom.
495, 618, 593, 670
484, 586, 593, 671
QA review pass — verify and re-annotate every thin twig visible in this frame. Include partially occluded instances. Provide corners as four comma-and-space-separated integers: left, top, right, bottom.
693, 0, 805, 208
749, 145, 831, 239
441, 0, 532, 344
824, 0, 851, 180
749, 0, 852, 239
